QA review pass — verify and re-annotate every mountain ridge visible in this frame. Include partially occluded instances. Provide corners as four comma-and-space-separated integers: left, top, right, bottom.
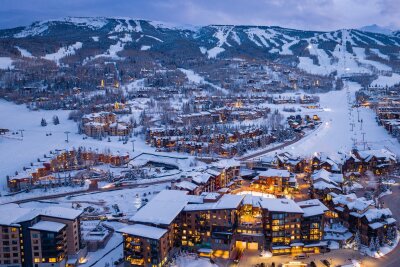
0, 16, 399, 79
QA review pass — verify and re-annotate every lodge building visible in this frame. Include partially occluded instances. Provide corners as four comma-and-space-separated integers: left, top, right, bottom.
7, 149, 129, 192
0, 204, 85, 267
118, 190, 328, 267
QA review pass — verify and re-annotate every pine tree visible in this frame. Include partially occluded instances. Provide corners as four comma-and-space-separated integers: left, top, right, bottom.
354, 230, 361, 250
53, 115, 60, 125
392, 227, 398, 241
369, 238, 376, 251
41, 118, 47, 127
374, 237, 381, 251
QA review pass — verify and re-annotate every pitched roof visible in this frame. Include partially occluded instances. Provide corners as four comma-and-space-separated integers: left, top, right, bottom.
0, 204, 82, 226
258, 168, 290, 178
184, 194, 244, 211
297, 199, 328, 217
29, 221, 66, 232
118, 224, 167, 240
260, 198, 303, 213
130, 190, 189, 225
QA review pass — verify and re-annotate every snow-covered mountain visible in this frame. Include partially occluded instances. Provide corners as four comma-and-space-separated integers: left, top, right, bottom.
1, 17, 400, 77
358, 24, 397, 35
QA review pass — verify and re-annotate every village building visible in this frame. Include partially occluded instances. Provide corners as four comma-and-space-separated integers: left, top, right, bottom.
0, 204, 85, 267
253, 168, 297, 195
328, 193, 396, 246
118, 189, 330, 266
7, 149, 129, 191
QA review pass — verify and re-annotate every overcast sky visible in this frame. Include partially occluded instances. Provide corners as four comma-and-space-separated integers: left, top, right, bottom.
0, 0, 399, 31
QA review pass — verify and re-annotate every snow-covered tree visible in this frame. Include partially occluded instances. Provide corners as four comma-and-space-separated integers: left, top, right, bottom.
52, 115, 60, 125
41, 118, 47, 127
374, 236, 381, 251
369, 238, 376, 251
353, 230, 361, 250
386, 229, 393, 244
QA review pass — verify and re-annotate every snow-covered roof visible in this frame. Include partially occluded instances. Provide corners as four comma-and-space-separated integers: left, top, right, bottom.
0, 204, 82, 226
314, 151, 345, 166
313, 181, 340, 191
118, 224, 168, 240
192, 173, 212, 184
350, 199, 373, 212
386, 217, 396, 224
312, 169, 343, 184
357, 149, 396, 162
258, 168, 290, 178
332, 193, 357, 205
297, 199, 328, 217
259, 198, 303, 213
0, 204, 34, 226
29, 221, 66, 232
211, 159, 240, 168
242, 194, 264, 207
38, 206, 83, 220
369, 222, 384, 230
206, 169, 220, 176
129, 153, 188, 169
175, 181, 198, 191
131, 190, 189, 225
364, 208, 392, 222
332, 194, 373, 211
201, 192, 221, 201
184, 194, 244, 211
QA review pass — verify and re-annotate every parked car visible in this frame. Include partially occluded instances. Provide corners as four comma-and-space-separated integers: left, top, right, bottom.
294, 253, 307, 260
321, 259, 331, 266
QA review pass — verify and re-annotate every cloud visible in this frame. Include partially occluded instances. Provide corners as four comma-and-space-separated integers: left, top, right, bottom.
0, 0, 398, 31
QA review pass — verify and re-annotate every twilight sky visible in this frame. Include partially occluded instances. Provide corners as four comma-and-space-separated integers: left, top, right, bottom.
0, 0, 399, 31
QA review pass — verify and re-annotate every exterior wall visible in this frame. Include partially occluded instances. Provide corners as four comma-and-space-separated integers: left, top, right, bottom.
30, 228, 67, 267
180, 209, 237, 258
123, 232, 171, 267
263, 210, 303, 254
0, 225, 23, 267
256, 175, 294, 194
301, 215, 324, 243
39, 217, 81, 256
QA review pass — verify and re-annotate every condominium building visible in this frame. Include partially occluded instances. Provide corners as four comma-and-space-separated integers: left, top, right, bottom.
0, 204, 85, 267
118, 190, 328, 267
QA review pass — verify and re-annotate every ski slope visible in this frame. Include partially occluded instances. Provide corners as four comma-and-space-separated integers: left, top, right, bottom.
269, 81, 400, 157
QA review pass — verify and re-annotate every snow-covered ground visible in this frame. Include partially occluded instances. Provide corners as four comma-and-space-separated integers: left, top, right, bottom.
0, 57, 13, 69
360, 234, 400, 258
80, 233, 123, 267
15, 46, 34, 58
174, 254, 217, 267
18, 183, 169, 219
372, 73, 400, 87
265, 81, 400, 157
0, 99, 202, 194
0, 100, 176, 192
178, 68, 228, 94
42, 42, 83, 65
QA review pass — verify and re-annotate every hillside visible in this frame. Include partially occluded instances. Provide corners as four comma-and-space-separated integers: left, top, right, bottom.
0, 17, 400, 87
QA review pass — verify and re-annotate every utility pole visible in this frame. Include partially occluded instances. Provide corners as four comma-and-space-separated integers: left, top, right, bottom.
64, 131, 70, 143
357, 108, 360, 122
350, 122, 355, 132
361, 132, 366, 150
18, 129, 25, 138
360, 119, 363, 130
352, 137, 357, 148
131, 139, 135, 152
